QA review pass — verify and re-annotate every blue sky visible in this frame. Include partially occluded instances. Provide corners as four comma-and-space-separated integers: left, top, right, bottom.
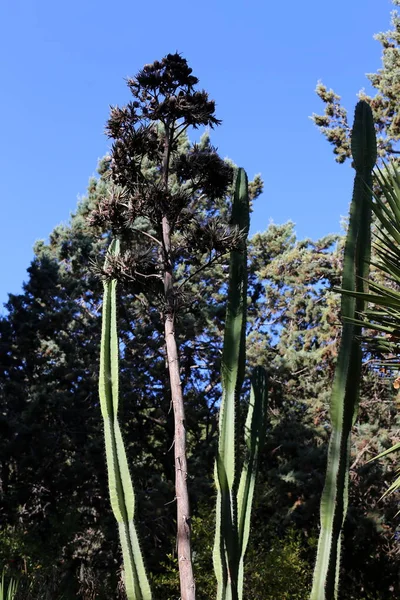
0, 0, 394, 308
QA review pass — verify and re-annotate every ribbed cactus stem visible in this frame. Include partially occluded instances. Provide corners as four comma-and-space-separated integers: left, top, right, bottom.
213, 169, 268, 600
237, 367, 268, 599
310, 101, 377, 600
99, 239, 152, 600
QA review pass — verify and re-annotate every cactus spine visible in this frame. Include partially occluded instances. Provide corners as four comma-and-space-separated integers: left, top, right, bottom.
310, 101, 377, 600
213, 168, 268, 600
99, 239, 152, 600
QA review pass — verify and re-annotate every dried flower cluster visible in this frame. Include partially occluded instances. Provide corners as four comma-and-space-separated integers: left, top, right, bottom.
88, 52, 239, 293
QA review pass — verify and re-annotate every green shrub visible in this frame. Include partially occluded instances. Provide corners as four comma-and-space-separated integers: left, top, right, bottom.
152, 506, 312, 600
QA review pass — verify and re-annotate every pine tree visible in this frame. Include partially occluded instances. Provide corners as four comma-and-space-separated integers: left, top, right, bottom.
246, 224, 400, 598
0, 125, 262, 597
312, 0, 400, 163
2, 196, 399, 599
2, 40, 400, 596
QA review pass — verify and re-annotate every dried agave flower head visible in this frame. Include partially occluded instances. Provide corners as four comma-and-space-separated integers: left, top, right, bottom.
105, 53, 229, 198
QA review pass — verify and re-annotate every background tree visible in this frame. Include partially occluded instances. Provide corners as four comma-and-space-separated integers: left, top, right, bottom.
1, 38, 400, 598
312, 0, 400, 163
1, 209, 399, 599
0, 119, 261, 598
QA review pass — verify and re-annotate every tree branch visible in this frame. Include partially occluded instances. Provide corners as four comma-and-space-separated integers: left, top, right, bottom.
131, 227, 162, 247
177, 250, 228, 290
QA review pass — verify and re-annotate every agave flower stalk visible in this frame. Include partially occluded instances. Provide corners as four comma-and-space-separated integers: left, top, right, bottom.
99, 239, 152, 600
310, 100, 377, 600
213, 168, 268, 600
91, 55, 236, 600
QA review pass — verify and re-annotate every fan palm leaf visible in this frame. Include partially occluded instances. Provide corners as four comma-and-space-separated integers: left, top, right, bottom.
339, 161, 400, 497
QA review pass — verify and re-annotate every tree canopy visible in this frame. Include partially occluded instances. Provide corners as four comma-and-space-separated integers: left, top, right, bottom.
1, 8, 400, 598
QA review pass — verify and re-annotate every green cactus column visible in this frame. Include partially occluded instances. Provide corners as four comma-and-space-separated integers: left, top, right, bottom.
310, 101, 377, 600
99, 239, 152, 600
213, 169, 268, 600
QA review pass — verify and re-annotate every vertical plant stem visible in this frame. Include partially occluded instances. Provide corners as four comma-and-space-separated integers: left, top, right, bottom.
164, 309, 195, 600
161, 125, 195, 600
99, 239, 152, 600
213, 168, 250, 600
310, 101, 377, 600
236, 367, 268, 600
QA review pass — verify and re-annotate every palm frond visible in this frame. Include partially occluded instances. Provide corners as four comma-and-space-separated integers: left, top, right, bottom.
340, 160, 400, 500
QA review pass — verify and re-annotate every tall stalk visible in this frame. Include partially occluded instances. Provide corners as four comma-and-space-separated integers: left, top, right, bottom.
161, 126, 195, 600
310, 100, 377, 600
99, 239, 152, 600
340, 161, 400, 502
213, 168, 268, 600
90, 54, 236, 599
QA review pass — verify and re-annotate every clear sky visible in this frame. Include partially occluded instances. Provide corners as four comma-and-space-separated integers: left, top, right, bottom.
0, 0, 394, 308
